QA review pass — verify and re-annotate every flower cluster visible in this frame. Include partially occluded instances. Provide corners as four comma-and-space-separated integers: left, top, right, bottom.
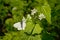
39, 13, 46, 20
31, 8, 37, 15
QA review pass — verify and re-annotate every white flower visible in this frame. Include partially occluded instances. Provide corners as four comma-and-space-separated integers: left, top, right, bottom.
31, 8, 37, 15
27, 14, 31, 19
13, 17, 26, 30
22, 17, 26, 22
39, 13, 46, 20
12, 7, 17, 10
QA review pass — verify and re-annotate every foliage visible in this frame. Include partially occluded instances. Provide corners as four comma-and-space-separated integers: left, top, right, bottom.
0, 0, 60, 40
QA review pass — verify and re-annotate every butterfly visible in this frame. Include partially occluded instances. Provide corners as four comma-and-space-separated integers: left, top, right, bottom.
13, 17, 26, 30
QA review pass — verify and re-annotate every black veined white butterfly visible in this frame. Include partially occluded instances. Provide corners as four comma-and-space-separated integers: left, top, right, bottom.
13, 17, 26, 30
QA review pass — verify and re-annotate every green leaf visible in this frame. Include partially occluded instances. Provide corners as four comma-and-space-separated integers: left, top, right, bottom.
42, 2, 51, 24
27, 35, 41, 40
32, 24, 43, 34
34, 0, 51, 24
25, 20, 34, 34
5, 18, 14, 31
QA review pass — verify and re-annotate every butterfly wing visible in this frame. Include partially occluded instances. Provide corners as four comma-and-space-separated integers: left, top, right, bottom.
13, 22, 22, 30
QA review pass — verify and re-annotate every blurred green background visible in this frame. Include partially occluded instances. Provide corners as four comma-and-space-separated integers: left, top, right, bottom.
0, 0, 60, 40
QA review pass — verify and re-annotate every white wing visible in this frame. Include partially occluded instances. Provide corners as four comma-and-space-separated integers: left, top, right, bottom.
13, 22, 22, 30
13, 22, 26, 30
13, 22, 21, 28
